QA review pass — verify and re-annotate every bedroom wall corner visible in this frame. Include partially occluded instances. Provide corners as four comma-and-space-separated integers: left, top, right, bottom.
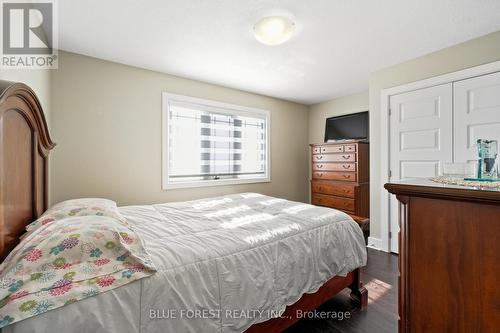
49, 51, 310, 206
308, 91, 369, 145
306, 91, 369, 202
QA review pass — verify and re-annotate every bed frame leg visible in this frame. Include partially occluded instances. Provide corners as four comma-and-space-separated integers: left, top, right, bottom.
349, 268, 368, 310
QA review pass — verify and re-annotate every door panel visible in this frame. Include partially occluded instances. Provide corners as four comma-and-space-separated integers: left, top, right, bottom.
400, 129, 440, 150
389, 83, 453, 253
454, 71, 500, 165
400, 160, 440, 179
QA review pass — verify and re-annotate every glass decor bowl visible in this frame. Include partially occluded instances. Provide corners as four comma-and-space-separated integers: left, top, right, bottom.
442, 162, 476, 178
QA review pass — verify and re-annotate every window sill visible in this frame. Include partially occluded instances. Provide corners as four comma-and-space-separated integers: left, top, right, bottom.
162, 177, 271, 190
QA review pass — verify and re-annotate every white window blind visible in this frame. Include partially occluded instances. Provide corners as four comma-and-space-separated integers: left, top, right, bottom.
162, 93, 270, 189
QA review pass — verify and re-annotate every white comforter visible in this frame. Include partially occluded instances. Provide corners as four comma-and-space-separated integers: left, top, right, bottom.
4, 193, 366, 333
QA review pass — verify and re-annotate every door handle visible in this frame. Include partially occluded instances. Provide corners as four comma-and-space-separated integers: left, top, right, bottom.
317, 164, 323, 168
342, 155, 350, 159
342, 164, 351, 169
316, 156, 323, 160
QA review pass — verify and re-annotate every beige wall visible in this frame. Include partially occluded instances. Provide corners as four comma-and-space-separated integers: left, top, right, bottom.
308, 91, 369, 145
49, 29, 500, 241
0, 69, 51, 122
369, 30, 500, 240
50, 51, 309, 206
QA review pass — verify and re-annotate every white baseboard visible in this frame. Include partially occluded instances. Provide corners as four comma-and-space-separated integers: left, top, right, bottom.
367, 236, 383, 250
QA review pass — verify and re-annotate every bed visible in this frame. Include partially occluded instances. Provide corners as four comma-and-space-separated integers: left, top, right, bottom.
0, 80, 367, 333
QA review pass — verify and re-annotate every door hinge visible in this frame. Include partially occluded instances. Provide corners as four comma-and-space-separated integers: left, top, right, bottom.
389, 231, 392, 239
388, 108, 392, 116
389, 170, 392, 178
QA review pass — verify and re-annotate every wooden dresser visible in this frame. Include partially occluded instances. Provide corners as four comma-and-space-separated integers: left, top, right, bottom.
385, 180, 500, 333
310, 141, 369, 218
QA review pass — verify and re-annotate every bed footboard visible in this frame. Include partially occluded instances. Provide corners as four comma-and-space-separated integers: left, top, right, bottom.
245, 268, 367, 333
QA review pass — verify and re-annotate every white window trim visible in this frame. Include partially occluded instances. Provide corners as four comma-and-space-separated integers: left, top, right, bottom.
162, 92, 271, 190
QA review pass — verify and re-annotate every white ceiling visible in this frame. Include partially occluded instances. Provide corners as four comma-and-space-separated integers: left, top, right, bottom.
59, 0, 500, 105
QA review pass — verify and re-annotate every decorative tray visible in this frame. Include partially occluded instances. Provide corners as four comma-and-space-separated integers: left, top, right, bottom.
431, 176, 500, 188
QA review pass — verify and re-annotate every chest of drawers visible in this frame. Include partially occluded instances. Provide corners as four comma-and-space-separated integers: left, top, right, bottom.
385, 180, 500, 332
310, 142, 369, 218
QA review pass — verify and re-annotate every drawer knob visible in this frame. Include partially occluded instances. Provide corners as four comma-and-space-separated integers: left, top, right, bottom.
321, 148, 326, 152
342, 164, 351, 169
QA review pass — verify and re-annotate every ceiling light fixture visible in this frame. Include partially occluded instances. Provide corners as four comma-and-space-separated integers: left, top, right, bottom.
253, 16, 295, 45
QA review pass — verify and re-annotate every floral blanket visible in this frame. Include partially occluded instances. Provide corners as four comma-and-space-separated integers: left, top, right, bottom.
0, 215, 156, 328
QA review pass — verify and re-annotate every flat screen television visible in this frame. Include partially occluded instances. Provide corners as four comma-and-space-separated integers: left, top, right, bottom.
324, 111, 369, 142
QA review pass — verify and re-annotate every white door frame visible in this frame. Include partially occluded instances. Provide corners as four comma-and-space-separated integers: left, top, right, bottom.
379, 60, 500, 253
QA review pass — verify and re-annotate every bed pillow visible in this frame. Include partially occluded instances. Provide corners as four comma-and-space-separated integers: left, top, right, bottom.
26, 198, 126, 234
0, 215, 156, 328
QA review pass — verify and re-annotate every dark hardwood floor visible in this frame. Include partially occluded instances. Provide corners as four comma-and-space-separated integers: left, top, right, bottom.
286, 248, 398, 333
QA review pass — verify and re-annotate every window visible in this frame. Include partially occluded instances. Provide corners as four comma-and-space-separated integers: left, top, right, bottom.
162, 93, 270, 189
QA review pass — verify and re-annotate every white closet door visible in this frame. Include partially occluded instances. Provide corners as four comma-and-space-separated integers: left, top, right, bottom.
389, 83, 453, 252
454, 71, 500, 165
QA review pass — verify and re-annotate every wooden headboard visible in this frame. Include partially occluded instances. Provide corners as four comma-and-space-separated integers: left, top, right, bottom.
0, 80, 55, 261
